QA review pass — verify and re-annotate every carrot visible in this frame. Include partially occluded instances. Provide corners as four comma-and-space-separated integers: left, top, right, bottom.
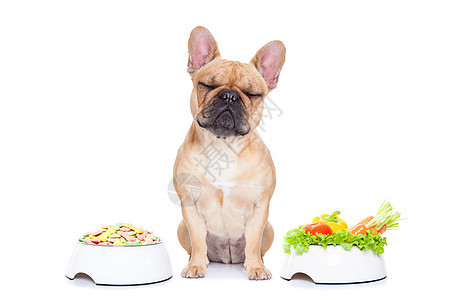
350, 201, 402, 236
350, 217, 380, 235
367, 225, 378, 235
349, 216, 374, 234
378, 224, 387, 234
349, 224, 367, 235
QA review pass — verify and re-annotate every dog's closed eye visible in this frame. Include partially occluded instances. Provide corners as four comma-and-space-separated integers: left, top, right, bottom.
243, 91, 263, 99
198, 82, 218, 91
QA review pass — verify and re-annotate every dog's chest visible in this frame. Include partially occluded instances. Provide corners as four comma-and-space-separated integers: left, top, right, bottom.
210, 180, 236, 197
191, 138, 243, 183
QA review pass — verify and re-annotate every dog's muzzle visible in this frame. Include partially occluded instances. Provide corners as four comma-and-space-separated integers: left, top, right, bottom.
197, 89, 250, 138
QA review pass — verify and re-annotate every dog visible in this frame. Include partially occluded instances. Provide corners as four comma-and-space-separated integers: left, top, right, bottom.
173, 26, 285, 280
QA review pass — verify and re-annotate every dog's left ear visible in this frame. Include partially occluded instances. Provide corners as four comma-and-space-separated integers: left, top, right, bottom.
187, 26, 221, 75
250, 41, 286, 90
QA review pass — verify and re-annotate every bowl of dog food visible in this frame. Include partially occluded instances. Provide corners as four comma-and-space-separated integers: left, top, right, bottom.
66, 223, 172, 285
281, 202, 402, 284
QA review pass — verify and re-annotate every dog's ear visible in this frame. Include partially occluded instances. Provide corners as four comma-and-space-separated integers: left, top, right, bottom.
187, 26, 221, 75
250, 41, 286, 90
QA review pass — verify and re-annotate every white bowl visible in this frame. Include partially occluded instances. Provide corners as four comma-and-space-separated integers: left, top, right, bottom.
280, 245, 386, 284
66, 241, 172, 285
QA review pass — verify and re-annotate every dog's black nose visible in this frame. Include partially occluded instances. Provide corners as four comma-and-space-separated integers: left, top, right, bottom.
218, 89, 239, 104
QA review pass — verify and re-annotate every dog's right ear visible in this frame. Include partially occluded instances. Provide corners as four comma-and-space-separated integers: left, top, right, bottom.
187, 26, 221, 75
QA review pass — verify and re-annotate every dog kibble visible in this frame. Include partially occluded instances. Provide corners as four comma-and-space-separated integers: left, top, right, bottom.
79, 223, 160, 246
118, 231, 136, 242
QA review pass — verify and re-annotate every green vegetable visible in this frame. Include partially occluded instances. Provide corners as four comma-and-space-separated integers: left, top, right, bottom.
366, 200, 403, 231
282, 226, 387, 255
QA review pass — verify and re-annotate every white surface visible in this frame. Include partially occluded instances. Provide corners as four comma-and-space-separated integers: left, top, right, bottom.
280, 246, 386, 284
1, 0, 450, 299
66, 242, 172, 285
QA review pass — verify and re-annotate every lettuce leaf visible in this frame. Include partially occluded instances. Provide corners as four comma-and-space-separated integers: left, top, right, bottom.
282, 226, 387, 255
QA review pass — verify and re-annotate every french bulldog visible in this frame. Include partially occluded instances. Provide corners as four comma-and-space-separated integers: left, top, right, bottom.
173, 26, 285, 280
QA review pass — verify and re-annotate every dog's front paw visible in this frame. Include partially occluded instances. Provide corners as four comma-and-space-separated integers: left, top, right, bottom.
245, 264, 272, 280
181, 264, 207, 278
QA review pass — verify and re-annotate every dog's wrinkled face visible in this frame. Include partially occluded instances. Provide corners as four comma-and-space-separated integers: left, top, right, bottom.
187, 27, 286, 139
194, 60, 266, 138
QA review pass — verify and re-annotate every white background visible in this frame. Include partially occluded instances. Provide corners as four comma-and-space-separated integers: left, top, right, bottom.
1, 0, 449, 299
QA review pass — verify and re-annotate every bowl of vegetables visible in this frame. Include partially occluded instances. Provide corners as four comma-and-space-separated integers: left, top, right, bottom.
280, 201, 402, 284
